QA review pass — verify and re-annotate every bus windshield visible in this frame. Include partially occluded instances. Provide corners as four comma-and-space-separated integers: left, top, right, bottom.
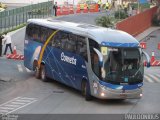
101, 47, 144, 85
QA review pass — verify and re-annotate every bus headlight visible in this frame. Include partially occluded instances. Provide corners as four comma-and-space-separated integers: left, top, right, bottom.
101, 92, 105, 97
140, 93, 143, 97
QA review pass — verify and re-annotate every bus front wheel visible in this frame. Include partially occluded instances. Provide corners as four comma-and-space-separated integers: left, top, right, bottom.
82, 80, 92, 101
40, 65, 48, 82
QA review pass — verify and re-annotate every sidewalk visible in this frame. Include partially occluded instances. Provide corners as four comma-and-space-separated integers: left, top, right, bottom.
136, 27, 160, 41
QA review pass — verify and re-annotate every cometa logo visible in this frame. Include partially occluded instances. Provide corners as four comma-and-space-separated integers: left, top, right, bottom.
61, 52, 77, 65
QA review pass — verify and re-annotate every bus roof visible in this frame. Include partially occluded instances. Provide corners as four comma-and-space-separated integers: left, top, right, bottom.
27, 19, 139, 47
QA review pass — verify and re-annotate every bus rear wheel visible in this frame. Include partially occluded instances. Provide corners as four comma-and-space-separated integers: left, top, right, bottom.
82, 81, 92, 101
40, 65, 48, 82
35, 67, 40, 79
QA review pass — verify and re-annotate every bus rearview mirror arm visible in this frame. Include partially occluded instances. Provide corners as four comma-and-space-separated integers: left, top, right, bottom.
142, 50, 150, 68
93, 48, 103, 67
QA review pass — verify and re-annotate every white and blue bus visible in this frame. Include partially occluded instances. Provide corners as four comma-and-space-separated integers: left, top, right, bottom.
24, 19, 150, 100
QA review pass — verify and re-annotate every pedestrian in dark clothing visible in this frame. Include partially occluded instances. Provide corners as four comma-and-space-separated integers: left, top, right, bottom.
53, 2, 58, 16
3, 33, 13, 55
0, 34, 4, 57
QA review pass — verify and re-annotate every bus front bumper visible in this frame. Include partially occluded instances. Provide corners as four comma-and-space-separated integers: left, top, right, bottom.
93, 85, 142, 99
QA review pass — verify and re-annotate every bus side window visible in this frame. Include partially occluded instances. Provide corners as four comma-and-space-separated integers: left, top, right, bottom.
65, 33, 76, 52
60, 32, 69, 50
50, 31, 68, 49
26, 23, 34, 40
40, 27, 53, 43
76, 36, 88, 61
89, 39, 100, 77
32, 25, 40, 42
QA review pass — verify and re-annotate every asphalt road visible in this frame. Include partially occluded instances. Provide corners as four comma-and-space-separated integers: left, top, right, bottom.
141, 29, 160, 59
0, 13, 160, 120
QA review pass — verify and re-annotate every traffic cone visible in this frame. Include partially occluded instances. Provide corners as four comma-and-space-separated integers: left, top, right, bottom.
140, 42, 146, 49
62, 6, 69, 15
83, 4, 88, 13
69, 5, 74, 14
56, 6, 61, 16
76, 4, 81, 13
20, 55, 24, 60
158, 43, 160, 50
151, 51, 155, 64
95, 4, 99, 12
13, 46, 17, 55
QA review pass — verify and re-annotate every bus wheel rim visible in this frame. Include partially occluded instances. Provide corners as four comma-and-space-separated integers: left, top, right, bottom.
84, 82, 87, 96
41, 68, 45, 80
35, 67, 39, 77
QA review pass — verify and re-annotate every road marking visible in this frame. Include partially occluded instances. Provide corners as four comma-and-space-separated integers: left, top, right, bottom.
157, 61, 160, 65
17, 64, 23, 72
26, 68, 31, 72
144, 75, 154, 83
4, 104, 20, 108
0, 107, 15, 110
151, 61, 156, 66
0, 109, 8, 113
19, 97, 35, 100
0, 97, 37, 115
15, 99, 33, 103
154, 74, 160, 82
149, 74, 159, 83
10, 102, 27, 105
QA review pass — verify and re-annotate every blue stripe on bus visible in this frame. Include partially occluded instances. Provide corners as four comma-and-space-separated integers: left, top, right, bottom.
99, 80, 143, 90
42, 46, 88, 90
101, 42, 139, 47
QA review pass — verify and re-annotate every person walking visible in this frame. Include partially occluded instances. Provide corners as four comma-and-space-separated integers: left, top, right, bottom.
0, 34, 4, 57
53, 2, 58, 16
3, 33, 13, 55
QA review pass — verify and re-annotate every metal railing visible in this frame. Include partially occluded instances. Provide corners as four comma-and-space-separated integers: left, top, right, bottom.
0, 1, 53, 34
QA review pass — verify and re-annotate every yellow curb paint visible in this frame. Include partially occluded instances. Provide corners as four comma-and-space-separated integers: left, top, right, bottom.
38, 30, 59, 67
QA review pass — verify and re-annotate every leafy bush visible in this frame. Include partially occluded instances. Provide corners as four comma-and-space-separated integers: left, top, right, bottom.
114, 10, 128, 19
95, 16, 114, 28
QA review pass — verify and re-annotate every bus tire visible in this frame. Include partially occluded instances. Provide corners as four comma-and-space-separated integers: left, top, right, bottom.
82, 80, 92, 101
35, 67, 40, 79
40, 65, 48, 82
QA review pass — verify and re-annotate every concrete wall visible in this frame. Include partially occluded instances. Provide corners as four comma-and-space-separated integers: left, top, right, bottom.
116, 6, 158, 36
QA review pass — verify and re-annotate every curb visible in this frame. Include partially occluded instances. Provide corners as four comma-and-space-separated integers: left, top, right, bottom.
0, 77, 12, 82
136, 27, 160, 41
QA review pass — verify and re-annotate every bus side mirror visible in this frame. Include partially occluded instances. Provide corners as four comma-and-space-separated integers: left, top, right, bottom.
142, 50, 150, 68
93, 48, 103, 67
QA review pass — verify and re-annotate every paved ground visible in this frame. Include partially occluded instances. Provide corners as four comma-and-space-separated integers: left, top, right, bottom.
0, 13, 160, 120
141, 29, 160, 59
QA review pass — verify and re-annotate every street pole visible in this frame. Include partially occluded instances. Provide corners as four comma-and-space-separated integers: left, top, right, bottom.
138, 0, 140, 14
119, 0, 120, 20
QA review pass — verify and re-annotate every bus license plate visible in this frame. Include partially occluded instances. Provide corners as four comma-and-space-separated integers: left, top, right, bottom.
120, 94, 127, 98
